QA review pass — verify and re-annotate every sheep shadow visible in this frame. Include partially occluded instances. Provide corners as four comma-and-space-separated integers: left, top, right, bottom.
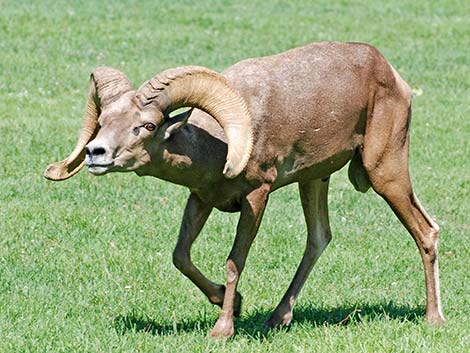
114, 301, 425, 339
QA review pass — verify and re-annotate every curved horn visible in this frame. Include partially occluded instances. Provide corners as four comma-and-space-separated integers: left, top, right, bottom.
44, 67, 132, 180
134, 66, 253, 178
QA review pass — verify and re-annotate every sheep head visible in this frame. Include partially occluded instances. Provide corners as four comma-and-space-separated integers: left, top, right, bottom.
44, 66, 253, 180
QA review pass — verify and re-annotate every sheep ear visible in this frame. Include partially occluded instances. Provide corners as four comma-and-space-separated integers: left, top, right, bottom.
164, 109, 193, 140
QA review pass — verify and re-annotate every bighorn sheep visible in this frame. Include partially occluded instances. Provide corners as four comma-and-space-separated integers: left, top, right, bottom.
44, 42, 444, 337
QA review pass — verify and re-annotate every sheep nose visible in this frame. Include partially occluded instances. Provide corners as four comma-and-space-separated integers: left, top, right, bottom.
85, 145, 106, 157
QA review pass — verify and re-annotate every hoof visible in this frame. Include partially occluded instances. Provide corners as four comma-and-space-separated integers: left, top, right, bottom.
265, 310, 293, 329
209, 318, 234, 339
425, 313, 446, 325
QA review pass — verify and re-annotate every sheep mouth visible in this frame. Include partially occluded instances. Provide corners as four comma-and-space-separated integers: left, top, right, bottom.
86, 162, 114, 175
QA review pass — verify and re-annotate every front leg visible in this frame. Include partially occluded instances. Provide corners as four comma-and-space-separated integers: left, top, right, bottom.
173, 193, 242, 315
266, 178, 332, 328
210, 184, 270, 338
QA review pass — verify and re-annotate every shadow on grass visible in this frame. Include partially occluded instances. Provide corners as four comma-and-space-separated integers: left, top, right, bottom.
114, 301, 425, 339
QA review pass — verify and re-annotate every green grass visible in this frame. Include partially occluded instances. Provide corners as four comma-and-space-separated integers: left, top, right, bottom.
1, 0, 469, 352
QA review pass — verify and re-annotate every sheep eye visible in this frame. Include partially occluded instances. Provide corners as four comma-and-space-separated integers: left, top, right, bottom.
143, 123, 156, 131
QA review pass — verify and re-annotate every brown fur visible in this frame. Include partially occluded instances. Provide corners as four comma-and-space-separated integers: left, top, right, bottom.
47, 42, 444, 337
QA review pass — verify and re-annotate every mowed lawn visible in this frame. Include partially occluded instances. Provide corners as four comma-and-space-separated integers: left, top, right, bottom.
1, 0, 469, 352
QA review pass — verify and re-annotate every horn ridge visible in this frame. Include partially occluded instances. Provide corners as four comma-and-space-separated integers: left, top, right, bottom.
135, 66, 253, 178
92, 67, 133, 108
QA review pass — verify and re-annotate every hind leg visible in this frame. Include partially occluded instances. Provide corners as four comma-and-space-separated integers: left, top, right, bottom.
363, 98, 444, 324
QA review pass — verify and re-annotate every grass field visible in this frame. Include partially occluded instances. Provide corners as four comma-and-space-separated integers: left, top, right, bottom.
1, 0, 469, 352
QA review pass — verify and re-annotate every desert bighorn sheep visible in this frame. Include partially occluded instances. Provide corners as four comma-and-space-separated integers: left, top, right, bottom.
44, 42, 444, 337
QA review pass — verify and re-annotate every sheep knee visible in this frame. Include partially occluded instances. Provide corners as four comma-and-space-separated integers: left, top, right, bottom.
172, 249, 191, 274
422, 226, 440, 263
